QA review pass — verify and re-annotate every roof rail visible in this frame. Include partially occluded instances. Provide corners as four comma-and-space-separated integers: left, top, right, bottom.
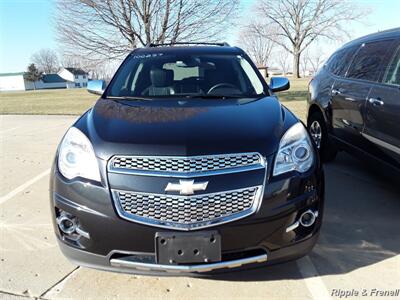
146, 42, 230, 48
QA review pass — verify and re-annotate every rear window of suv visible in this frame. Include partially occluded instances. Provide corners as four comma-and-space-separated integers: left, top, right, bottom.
346, 40, 394, 82
383, 45, 400, 86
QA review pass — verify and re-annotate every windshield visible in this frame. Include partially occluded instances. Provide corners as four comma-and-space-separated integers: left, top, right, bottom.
106, 53, 266, 99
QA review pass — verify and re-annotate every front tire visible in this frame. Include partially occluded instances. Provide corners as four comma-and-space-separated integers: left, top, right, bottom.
308, 112, 337, 162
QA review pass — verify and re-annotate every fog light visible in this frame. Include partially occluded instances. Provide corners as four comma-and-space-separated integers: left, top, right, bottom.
56, 211, 90, 239
299, 210, 317, 227
57, 214, 77, 235
286, 210, 319, 233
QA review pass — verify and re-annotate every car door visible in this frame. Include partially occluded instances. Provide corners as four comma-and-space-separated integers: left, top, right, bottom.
330, 39, 396, 148
363, 42, 400, 165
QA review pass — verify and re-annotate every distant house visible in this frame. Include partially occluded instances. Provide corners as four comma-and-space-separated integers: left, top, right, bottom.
35, 74, 67, 89
58, 67, 88, 88
0, 72, 68, 91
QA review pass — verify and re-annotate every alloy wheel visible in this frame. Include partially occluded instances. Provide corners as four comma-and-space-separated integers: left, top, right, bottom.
310, 120, 322, 149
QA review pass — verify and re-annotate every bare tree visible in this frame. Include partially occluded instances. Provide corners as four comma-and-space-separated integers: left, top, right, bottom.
253, 0, 367, 78
61, 54, 119, 81
238, 24, 275, 67
31, 49, 59, 73
307, 49, 325, 74
276, 49, 290, 76
89, 61, 119, 82
301, 49, 309, 77
56, 0, 239, 61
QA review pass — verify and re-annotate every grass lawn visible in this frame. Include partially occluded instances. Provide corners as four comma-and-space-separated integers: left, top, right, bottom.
0, 89, 98, 115
0, 78, 310, 119
278, 77, 310, 102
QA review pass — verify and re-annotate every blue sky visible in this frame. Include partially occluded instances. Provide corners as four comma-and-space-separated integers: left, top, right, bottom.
0, 0, 399, 72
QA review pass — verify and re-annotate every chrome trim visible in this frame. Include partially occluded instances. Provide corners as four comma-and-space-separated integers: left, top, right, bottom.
165, 179, 208, 195
56, 215, 76, 235
56, 214, 91, 239
110, 253, 268, 273
285, 221, 300, 233
309, 120, 322, 149
257, 158, 268, 212
108, 152, 265, 177
111, 186, 264, 231
342, 119, 351, 126
286, 210, 319, 233
368, 97, 384, 106
299, 210, 318, 227
361, 133, 400, 155
108, 164, 265, 178
75, 227, 90, 239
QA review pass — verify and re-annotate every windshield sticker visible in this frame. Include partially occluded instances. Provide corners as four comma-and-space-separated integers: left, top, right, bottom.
131, 53, 164, 59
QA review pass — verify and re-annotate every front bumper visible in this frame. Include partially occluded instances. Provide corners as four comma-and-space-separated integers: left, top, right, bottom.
57, 232, 318, 276
50, 159, 324, 275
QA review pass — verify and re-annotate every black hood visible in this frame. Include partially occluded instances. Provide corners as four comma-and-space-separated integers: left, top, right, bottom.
76, 97, 298, 160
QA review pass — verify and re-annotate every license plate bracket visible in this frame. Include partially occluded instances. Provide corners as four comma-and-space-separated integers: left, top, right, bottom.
155, 231, 221, 265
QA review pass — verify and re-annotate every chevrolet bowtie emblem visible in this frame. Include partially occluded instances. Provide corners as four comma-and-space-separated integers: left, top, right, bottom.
165, 179, 209, 195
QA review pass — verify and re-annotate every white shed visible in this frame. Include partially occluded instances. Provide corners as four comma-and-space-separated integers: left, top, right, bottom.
0, 72, 30, 91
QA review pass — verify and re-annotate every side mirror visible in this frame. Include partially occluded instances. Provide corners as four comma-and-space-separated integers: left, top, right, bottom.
270, 77, 290, 92
87, 80, 106, 95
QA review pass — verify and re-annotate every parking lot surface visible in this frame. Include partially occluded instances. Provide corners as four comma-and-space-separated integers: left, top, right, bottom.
0, 114, 399, 300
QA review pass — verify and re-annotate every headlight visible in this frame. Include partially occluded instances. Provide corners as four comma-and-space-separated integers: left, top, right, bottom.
273, 122, 314, 176
58, 127, 101, 182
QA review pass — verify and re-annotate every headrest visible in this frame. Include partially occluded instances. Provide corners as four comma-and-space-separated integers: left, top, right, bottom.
150, 69, 174, 87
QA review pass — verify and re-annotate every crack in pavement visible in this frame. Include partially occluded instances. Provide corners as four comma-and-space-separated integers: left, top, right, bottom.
0, 266, 79, 300
39, 267, 80, 299
0, 290, 38, 299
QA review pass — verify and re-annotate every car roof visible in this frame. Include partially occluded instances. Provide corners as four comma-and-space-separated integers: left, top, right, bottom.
131, 45, 244, 56
341, 27, 400, 50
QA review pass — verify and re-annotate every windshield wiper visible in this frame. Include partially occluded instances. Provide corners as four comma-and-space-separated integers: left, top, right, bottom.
105, 95, 152, 101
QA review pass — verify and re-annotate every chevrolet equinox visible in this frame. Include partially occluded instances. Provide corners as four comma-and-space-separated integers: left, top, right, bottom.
50, 43, 324, 275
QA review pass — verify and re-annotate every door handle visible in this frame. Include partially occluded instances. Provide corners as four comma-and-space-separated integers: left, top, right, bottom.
331, 89, 341, 95
345, 97, 356, 102
368, 98, 384, 106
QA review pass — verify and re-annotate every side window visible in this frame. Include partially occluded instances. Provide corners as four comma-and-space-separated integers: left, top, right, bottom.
347, 40, 394, 82
383, 46, 400, 86
325, 52, 340, 73
326, 45, 358, 76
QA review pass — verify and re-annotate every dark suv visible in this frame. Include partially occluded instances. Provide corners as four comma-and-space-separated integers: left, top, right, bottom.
307, 28, 400, 172
50, 43, 324, 275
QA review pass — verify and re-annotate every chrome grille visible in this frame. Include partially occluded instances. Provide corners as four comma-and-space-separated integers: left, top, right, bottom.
109, 153, 263, 176
113, 186, 262, 230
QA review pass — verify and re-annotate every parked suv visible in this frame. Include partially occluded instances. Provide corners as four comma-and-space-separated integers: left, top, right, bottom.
50, 43, 324, 275
307, 28, 400, 172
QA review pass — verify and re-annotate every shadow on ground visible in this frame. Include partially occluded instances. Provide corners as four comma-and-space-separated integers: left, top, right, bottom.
210, 152, 400, 281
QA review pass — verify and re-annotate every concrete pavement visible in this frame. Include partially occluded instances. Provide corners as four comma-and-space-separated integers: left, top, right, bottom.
0, 115, 399, 300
